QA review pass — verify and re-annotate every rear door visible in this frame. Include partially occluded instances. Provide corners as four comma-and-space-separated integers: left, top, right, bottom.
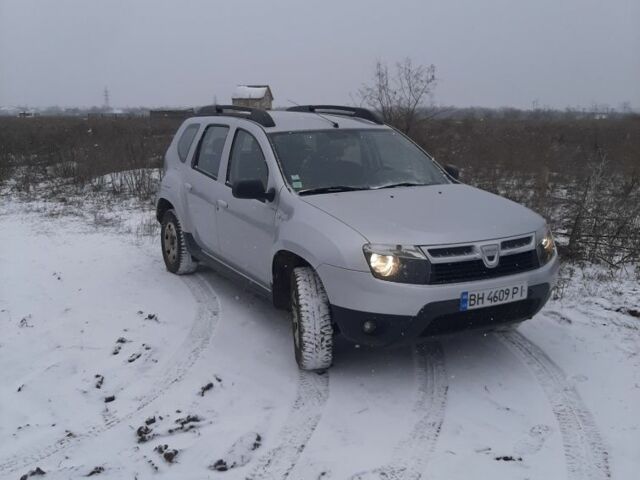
216, 127, 278, 288
183, 123, 230, 255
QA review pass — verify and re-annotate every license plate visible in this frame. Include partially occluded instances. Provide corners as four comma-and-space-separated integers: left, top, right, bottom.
459, 282, 528, 311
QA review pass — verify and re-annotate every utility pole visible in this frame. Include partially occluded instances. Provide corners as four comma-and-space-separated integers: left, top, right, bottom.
103, 87, 111, 111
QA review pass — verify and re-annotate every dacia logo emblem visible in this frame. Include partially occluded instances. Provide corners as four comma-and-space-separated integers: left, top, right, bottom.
480, 244, 500, 268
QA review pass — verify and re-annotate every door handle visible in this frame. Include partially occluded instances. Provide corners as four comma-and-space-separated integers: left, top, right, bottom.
217, 199, 228, 209
184, 182, 193, 191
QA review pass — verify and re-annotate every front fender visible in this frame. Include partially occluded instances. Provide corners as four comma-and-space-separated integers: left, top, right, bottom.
272, 196, 369, 272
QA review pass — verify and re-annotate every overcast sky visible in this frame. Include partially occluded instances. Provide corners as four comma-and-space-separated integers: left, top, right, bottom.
1, 0, 638, 110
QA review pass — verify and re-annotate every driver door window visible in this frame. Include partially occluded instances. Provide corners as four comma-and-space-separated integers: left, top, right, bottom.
226, 130, 269, 189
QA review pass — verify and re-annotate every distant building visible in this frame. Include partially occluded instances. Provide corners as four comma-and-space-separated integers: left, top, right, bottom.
231, 85, 274, 110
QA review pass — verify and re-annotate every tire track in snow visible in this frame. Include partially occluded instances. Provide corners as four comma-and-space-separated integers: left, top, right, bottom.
349, 341, 448, 480
497, 331, 610, 480
247, 369, 330, 480
0, 273, 220, 474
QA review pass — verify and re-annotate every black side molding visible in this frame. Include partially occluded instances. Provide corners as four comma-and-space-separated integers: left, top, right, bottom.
183, 232, 272, 300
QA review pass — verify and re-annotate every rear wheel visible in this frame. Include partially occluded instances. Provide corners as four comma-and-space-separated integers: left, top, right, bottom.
161, 209, 197, 275
290, 267, 333, 371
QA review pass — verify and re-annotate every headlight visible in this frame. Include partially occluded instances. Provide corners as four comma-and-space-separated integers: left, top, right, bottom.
363, 244, 428, 284
536, 225, 556, 265
368, 252, 400, 277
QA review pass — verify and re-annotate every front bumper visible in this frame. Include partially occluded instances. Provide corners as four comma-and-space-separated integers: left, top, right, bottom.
331, 283, 550, 346
317, 253, 559, 346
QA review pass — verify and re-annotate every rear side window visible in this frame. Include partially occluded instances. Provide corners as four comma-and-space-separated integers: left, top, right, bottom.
194, 125, 230, 178
177, 124, 200, 163
227, 130, 269, 189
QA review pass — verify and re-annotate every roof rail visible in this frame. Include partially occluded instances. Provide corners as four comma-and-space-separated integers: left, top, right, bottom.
286, 105, 384, 125
192, 105, 275, 128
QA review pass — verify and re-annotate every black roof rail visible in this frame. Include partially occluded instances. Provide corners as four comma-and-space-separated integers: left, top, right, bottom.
286, 105, 384, 125
192, 104, 276, 128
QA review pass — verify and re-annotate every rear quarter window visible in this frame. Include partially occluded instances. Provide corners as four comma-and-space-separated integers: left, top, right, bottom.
177, 124, 200, 163
194, 125, 230, 178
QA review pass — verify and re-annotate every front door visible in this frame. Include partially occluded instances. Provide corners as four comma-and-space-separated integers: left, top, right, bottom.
216, 128, 277, 288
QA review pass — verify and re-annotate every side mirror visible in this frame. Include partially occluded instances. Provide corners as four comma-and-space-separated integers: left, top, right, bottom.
444, 164, 459, 180
232, 179, 276, 202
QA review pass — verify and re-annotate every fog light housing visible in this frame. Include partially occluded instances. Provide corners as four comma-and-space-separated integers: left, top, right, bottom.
362, 320, 377, 334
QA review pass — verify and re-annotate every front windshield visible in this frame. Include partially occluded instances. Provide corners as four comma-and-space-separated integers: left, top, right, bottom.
270, 129, 449, 194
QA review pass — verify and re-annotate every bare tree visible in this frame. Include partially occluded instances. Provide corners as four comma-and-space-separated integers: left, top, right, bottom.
358, 58, 436, 134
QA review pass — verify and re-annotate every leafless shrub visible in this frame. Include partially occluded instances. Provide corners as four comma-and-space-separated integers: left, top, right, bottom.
412, 112, 640, 269
0, 155, 12, 185
135, 215, 160, 239
561, 152, 640, 266
0, 116, 178, 202
92, 210, 122, 229
359, 58, 436, 135
551, 264, 573, 300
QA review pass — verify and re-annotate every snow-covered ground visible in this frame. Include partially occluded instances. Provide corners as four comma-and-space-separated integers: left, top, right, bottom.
0, 199, 638, 480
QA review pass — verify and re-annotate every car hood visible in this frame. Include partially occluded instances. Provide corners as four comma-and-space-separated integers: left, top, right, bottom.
301, 184, 545, 245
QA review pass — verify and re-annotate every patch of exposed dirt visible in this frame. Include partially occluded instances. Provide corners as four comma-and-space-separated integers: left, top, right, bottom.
85, 466, 104, 476
209, 432, 262, 471
20, 467, 46, 479
154, 444, 179, 464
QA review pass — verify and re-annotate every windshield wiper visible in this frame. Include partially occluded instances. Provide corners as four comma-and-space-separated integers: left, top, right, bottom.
298, 186, 370, 196
374, 182, 433, 189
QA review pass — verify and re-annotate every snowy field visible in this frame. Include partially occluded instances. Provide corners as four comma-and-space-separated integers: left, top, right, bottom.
0, 199, 638, 480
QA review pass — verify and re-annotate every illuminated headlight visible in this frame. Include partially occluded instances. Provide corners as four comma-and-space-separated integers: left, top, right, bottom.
368, 252, 400, 277
363, 244, 428, 284
536, 225, 556, 265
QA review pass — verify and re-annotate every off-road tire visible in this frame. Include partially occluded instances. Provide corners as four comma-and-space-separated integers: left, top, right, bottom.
161, 209, 197, 275
290, 267, 333, 371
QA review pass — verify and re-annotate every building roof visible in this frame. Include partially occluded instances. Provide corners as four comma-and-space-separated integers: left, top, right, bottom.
232, 85, 273, 100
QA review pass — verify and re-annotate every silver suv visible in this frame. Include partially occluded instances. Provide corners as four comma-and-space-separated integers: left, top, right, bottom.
156, 105, 559, 371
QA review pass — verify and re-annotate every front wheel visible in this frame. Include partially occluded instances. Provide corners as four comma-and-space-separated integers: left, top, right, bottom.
290, 267, 333, 371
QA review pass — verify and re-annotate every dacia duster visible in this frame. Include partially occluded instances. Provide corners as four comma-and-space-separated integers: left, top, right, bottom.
156, 105, 559, 370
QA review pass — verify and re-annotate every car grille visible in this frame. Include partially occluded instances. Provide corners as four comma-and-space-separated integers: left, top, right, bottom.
427, 250, 540, 285
501, 236, 532, 250
427, 245, 475, 258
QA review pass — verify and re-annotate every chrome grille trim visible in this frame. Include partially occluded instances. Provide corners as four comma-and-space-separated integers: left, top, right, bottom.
420, 234, 535, 264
